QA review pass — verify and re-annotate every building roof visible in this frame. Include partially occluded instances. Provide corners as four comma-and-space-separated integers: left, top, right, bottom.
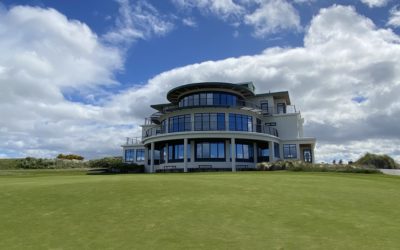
166, 82, 256, 103
255, 91, 291, 105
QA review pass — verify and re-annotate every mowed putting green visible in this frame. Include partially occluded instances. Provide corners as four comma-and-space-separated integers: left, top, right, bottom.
1, 171, 400, 249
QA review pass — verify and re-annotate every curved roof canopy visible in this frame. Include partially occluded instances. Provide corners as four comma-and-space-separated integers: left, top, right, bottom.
166, 82, 255, 103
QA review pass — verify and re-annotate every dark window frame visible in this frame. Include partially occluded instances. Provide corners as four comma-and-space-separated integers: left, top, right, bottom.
194, 113, 225, 131
195, 141, 226, 162
283, 144, 297, 159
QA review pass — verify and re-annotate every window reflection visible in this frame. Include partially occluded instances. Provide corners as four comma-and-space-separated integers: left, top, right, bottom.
178, 92, 240, 108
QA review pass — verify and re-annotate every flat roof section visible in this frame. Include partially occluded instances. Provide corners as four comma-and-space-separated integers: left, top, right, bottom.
166, 82, 256, 103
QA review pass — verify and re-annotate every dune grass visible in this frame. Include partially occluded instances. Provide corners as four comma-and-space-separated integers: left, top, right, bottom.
0, 171, 399, 249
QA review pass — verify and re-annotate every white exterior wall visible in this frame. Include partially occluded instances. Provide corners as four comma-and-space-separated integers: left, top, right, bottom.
266, 113, 302, 139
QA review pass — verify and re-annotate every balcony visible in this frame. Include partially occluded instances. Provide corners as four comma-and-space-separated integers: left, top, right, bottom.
261, 105, 297, 116
124, 137, 142, 145
143, 121, 278, 138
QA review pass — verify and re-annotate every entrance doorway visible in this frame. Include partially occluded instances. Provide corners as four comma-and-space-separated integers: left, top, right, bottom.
303, 149, 312, 163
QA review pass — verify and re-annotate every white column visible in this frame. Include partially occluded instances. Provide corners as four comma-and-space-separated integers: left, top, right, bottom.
311, 144, 315, 163
231, 138, 236, 172
296, 143, 301, 161
165, 143, 169, 164
150, 142, 155, 173
225, 140, 230, 163
144, 146, 149, 172
269, 141, 275, 162
184, 138, 188, 172
190, 140, 195, 162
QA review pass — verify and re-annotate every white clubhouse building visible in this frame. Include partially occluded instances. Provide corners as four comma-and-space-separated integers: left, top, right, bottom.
122, 82, 316, 173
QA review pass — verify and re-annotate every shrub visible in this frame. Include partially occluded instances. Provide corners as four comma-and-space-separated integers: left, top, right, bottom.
88, 157, 144, 173
257, 160, 380, 174
355, 153, 398, 169
17, 157, 88, 169
57, 154, 84, 160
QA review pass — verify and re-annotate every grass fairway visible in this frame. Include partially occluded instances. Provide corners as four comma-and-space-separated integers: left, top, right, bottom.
0, 171, 399, 249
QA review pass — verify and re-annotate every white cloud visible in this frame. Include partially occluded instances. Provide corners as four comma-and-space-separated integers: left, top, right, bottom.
172, 0, 245, 20
360, 0, 390, 8
103, 0, 174, 45
182, 17, 197, 27
172, 0, 301, 36
387, 5, 400, 27
0, 5, 136, 159
244, 0, 301, 37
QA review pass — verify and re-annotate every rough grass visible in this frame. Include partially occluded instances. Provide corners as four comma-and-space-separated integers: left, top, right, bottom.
0, 171, 399, 249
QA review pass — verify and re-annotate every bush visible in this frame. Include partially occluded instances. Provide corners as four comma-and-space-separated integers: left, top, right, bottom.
88, 157, 144, 173
257, 160, 380, 174
17, 157, 88, 169
355, 153, 398, 169
57, 154, 84, 161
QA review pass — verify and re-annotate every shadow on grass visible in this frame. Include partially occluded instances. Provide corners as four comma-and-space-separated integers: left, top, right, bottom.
86, 168, 144, 175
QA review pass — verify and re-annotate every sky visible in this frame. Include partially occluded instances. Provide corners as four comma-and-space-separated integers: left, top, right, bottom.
0, 0, 400, 163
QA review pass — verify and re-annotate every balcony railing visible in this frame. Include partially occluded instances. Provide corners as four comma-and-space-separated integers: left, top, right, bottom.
125, 137, 142, 145
261, 105, 297, 115
143, 122, 278, 138
156, 103, 297, 117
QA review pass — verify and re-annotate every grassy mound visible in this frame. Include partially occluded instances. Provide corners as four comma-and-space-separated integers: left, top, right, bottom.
355, 153, 399, 169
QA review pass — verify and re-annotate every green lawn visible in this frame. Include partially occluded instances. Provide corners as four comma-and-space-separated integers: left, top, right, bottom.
0, 171, 399, 250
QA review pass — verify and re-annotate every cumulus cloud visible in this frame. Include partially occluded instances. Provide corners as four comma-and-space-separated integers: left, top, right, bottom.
360, 0, 391, 8
0, 5, 137, 159
244, 0, 301, 37
387, 5, 400, 27
110, 5, 400, 162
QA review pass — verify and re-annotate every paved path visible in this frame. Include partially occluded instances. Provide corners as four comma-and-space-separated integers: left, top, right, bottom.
379, 169, 400, 176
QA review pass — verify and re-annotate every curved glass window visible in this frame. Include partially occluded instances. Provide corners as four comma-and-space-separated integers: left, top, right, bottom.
168, 143, 184, 162
168, 114, 191, 133
196, 141, 225, 161
194, 113, 225, 131
236, 143, 254, 162
229, 113, 253, 132
178, 92, 240, 108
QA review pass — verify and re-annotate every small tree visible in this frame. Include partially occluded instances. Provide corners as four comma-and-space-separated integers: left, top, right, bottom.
332, 159, 336, 165
338, 159, 343, 165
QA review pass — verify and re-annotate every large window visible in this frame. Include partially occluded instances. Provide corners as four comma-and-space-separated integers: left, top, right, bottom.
125, 149, 135, 162
283, 144, 297, 159
236, 143, 254, 162
168, 143, 184, 162
168, 114, 191, 133
257, 143, 269, 162
229, 113, 253, 132
274, 142, 280, 158
178, 92, 240, 108
194, 113, 225, 131
136, 149, 145, 161
196, 141, 225, 161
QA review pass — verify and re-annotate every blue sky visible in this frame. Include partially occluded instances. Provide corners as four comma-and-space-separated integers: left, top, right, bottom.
3, 0, 396, 85
1, 0, 400, 162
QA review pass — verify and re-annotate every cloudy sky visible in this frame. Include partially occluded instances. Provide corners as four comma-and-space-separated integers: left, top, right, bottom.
0, 0, 400, 162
